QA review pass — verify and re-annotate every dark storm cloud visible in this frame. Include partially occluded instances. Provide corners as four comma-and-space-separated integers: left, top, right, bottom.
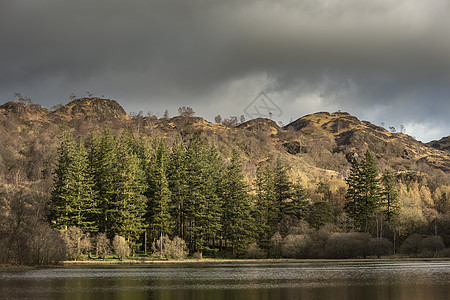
0, 0, 449, 141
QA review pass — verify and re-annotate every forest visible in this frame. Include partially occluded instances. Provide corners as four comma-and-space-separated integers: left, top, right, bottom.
1, 98, 450, 265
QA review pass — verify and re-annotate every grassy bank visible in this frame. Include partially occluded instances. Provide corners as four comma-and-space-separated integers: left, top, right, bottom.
60, 256, 450, 266
0, 264, 36, 272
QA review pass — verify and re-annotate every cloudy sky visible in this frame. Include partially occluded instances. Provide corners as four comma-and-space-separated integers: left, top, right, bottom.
1, 0, 449, 142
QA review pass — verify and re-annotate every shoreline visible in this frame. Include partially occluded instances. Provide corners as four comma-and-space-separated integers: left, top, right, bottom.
60, 257, 450, 266
2, 258, 449, 271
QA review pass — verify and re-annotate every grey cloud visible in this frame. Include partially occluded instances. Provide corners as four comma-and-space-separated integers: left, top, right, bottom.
0, 0, 449, 141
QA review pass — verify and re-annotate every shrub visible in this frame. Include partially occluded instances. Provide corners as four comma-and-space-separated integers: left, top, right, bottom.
61, 226, 91, 260
152, 235, 188, 259
281, 234, 311, 258
245, 243, 267, 259
325, 232, 371, 258
270, 232, 283, 257
399, 233, 423, 257
113, 235, 130, 260
420, 236, 445, 257
95, 233, 111, 259
367, 238, 393, 257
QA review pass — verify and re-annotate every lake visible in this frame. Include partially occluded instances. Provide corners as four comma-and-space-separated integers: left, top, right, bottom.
1, 261, 449, 299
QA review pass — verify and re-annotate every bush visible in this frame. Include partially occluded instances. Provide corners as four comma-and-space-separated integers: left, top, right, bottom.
61, 226, 91, 260
113, 235, 130, 260
367, 238, 393, 257
281, 234, 311, 258
152, 235, 188, 259
399, 233, 423, 257
420, 236, 445, 257
95, 233, 111, 259
325, 232, 371, 258
270, 232, 283, 257
245, 243, 267, 259
439, 248, 450, 258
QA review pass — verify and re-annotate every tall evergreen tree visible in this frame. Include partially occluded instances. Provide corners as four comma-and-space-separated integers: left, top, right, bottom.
272, 157, 292, 222
345, 150, 383, 232
183, 134, 222, 255
254, 165, 275, 249
221, 150, 254, 256
380, 170, 400, 223
88, 129, 119, 234
110, 140, 148, 252
50, 131, 97, 233
284, 182, 308, 220
147, 139, 173, 248
167, 136, 188, 239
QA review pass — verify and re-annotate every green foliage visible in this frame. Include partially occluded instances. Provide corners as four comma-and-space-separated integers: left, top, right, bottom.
167, 136, 189, 239
50, 131, 98, 233
381, 170, 400, 222
306, 201, 334, 229
183, 134, 223, 254
88, 129, 119, 234
221, 150, 254, 256
254, 157, 292, 249
345, 151, 383, 232
147, 139, 173, 241
109, 139, 148, 251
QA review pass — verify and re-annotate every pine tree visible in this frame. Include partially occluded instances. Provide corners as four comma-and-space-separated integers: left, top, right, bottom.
284, 182, 308, 220
272, 157, 292, 223
50, 131, 97, 233
345, 150, 383, 232
147, 139, 173, 255
221, 150, 254, 256
167, 136, 188, 239
88, 129, 119, 235
109, 139, 148, 252
183, 134, 222, 255
50, 130, 76, 229
381, 170, 400, 223
254, 165, 275, 249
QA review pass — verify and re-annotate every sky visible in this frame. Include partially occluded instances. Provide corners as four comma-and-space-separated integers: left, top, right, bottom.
1, 0, 449, 142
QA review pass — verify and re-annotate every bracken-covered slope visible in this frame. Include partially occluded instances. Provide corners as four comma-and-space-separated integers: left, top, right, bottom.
283, 111, 450, 173
428, 136, 450, 153
0, 98, 449, 184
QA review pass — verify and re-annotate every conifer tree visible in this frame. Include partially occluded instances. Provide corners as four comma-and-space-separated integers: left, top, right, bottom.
88, 129, 119, 234
50, 130, 76, 229
254, 165, 275, 249
381, 170, 400, 223
345, 150, 383, 232
284, 182, 309, 220
109, 139, 148, 252
221, 150, 254, 256
167, 136, 188, 239
50, 131, 97, 233
183, 134, 222, 255
272, 157, 292, 222
147, 139, 173, 253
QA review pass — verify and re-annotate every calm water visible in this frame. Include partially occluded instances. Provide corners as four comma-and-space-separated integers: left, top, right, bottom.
1, 261, 449, 299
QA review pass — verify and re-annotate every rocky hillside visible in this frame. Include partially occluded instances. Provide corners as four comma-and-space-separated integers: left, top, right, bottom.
1, 97, 449, 186
428, 136, 450, 153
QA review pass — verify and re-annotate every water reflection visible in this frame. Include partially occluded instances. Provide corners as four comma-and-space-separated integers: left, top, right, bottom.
1, 261, 449, 299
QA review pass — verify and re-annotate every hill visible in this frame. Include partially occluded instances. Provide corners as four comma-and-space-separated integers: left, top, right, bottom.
1, 97, 450, 264
428, 136, 450, 153
1, 97, 449, 183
